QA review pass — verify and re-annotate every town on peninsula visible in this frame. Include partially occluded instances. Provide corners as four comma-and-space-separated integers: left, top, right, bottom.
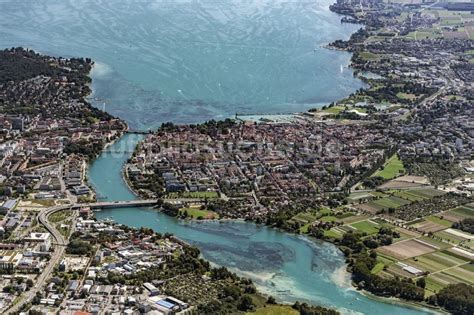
0, 1, 473, 315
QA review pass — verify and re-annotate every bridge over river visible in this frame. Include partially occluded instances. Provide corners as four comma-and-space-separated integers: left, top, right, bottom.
75, 198, 203, 209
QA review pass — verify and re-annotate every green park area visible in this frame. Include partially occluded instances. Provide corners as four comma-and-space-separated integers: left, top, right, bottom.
321, 105, 345, 115
248, 305, 298, 315
372, 154, 405, 179
167, 191, 219, 199
350, 220, 381, 235
48, 210, 72, 223
359, 51, 380, 61
180, 207, 219, 220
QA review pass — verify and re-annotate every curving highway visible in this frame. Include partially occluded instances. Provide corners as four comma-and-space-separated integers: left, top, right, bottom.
7, 205, 70, 314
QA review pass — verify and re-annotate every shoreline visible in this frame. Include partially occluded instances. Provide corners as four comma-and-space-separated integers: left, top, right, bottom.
118, 162, 443, 314
83, 3, 445, 315
357, 290, 446, 314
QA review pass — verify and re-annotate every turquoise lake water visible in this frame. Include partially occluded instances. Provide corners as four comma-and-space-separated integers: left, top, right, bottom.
1, 0, 437, 312
90, 135, 436, 315
0, 0, 365, 128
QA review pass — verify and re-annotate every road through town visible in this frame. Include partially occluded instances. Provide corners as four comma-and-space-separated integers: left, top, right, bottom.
7, 206, 69, 314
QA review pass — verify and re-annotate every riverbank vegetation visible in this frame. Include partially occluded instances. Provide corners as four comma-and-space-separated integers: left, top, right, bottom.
427, 283, 474, 315
151, 183, 472, 313
339, 231, 425, 301
0, 47, 117, 123
67, 224, 340, 315
116, 0, 474, 313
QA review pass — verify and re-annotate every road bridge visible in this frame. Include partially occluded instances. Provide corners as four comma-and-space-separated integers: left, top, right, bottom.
79, 199, 159, 209
76, 198, 203, 209
125, 130, 152, 135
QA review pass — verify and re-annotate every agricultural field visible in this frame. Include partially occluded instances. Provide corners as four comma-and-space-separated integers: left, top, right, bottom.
393, 227, 420, 242
443, 247, 474, 261
391, 187, 444, 201
371, 154, 405, 180
411, 188, 445, 198
356, 195, 410, 213
376, 252, 398, 265
318, 207, 332, 216
340, 214, 371, 224
377, 239, 438, 259
385, 187, 444, 207
434, 230, 464, 244
350, 220, 381, 235
441, 266, 474, 285
320, 215, 338, 223
448, 205, 474, 219
405, 29, 442, 40
335, 212, 355, 220
324, 228, 343, 239
435, 228, 474, 244
462, 239, 474, 251
289, 210, 322, 232
427, 268, 474, 290
425, 277, 447, 296
369, 191, 387, 198
425, 215, 452, 227
392, 190, 427, 202
439, 211, 464, 223
378, 238, 474, 297
407, 251, 467, 273
379, 178, 428, 189
348, 192, 372, 202
435, 203, 474, 224
418, 237, 453, 250
385, 263, 414, 278
290, 208, 340, 233
371, 262, 385, 274
373, 196, 410, 209
333, 225, 357, 235
291, 212, 318, 224
355, 178, 474, 297
404, 9, 474, 40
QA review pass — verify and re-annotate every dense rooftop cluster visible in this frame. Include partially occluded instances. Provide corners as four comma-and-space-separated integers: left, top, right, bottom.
120, 2, 474, 314
0, 0, 473, 314
0, 48, 125, 200
127, 119, 392, 219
